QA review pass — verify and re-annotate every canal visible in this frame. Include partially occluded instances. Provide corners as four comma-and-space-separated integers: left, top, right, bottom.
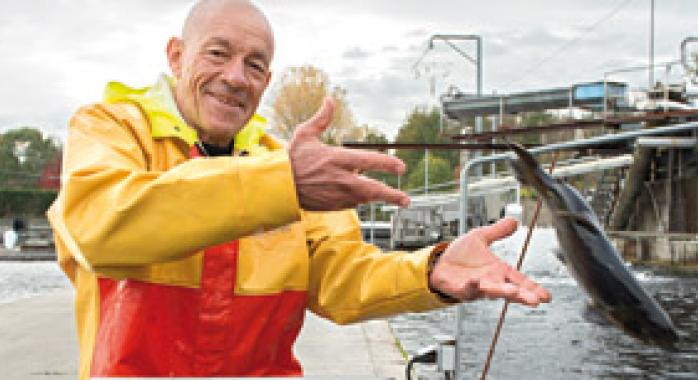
2, 229, 696, 379
390, 228, 698, 379
0, 261, 69, 304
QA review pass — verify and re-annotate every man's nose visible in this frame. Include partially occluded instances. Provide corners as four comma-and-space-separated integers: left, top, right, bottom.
221, 58, 248, 87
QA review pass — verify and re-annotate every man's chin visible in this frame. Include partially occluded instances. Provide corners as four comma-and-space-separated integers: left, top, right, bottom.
201, 119, 246, 141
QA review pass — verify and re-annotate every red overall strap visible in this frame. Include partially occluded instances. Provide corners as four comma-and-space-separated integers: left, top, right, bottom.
90, 143, 307, 377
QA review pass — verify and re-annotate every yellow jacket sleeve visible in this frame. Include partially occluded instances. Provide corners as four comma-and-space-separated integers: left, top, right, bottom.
304, 210, 450, 324
51, 103, 301, 268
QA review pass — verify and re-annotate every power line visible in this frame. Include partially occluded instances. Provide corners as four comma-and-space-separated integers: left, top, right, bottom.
502, 0, 635, 89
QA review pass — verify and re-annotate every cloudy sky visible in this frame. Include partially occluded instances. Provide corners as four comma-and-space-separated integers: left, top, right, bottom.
1, 0, 697, 141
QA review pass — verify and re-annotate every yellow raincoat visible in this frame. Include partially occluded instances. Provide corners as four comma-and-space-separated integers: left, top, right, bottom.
48, 75, 448, 379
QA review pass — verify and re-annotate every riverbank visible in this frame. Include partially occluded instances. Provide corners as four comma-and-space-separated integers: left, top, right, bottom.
0, 290, 77, 380
0, 289, 405, 379
0, 248, 56, 261
630, 259, 698, 275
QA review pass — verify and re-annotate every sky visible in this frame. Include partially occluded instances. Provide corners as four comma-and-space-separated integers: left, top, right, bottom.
1, 0, 697, 142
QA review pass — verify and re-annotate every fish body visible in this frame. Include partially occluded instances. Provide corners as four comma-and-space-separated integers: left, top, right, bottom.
508, 143, 679, 348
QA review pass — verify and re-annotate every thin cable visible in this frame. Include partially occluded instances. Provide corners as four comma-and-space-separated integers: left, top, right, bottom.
502, 0, 634, 89
479, 153, 558, 380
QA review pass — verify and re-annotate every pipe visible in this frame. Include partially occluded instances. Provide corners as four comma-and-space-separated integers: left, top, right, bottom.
460, 121, 698, 234
650, 0, 655, 88
680, 37, 698, 73
637, 137, 697, 148
609, 147, 653, 230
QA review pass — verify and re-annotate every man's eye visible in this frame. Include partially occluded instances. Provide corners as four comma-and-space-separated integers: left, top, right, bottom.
208, 49, 227, 58
248, 61, 266, 73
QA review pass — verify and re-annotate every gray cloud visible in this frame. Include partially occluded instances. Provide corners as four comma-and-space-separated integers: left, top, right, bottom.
404, 28, 429, 38
3, 0, 698, 142
342, 47, 372, 60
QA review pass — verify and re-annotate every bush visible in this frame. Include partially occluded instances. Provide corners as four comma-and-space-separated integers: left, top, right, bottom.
0, 188, 58, 217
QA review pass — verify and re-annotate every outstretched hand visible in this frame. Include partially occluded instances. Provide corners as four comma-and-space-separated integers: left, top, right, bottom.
429, 218, 551, 306
289, 97, 411, 211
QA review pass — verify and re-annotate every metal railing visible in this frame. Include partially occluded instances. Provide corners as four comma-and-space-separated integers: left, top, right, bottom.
453, 120, 698, 380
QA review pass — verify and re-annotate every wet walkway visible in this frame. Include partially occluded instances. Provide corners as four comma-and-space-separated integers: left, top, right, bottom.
0, 289, 405, 379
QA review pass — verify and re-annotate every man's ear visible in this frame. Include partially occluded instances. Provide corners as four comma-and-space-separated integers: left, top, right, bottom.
166, 37, 183, 78
264, 70, 273, 91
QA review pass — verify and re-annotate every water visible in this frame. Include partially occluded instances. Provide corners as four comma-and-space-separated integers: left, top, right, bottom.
1, 235, 696, 378
0, 262, 70, 304
391, 228, 698, 379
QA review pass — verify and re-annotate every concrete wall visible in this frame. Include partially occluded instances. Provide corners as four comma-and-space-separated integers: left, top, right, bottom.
619, 176, 698, 261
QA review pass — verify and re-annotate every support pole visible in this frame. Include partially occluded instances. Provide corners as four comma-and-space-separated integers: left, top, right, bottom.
649, 0, 655, 88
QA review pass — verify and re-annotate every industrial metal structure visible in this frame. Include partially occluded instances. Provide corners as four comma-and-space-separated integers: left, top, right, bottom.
441, 81, 628, 120
452, 121, 698, 380
382, 35, 698, 380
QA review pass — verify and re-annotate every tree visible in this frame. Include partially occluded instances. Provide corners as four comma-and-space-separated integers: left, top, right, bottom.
394, 106, 459, 185
361, 130, 400, 189
270, 65, 362, 145
518, 112, 555, 145
406, 155, 452, 191
0, 127, 60, 189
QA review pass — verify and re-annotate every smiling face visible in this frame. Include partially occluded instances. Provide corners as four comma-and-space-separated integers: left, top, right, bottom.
167, 0, 274, 147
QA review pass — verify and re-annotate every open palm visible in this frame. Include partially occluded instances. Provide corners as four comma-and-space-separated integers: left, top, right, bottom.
429, 218, 551, 306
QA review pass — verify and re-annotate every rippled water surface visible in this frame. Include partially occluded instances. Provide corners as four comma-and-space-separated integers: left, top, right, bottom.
0, 262, 70, 304
391, 228, 698, 379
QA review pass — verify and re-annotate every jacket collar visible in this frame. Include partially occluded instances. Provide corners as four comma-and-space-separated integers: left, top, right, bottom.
103, 74, 268, 152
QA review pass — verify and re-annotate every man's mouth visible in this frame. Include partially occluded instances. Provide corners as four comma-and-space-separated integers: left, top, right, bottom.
207, 91, 245, 110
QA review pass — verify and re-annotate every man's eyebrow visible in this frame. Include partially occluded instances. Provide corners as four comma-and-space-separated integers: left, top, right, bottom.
203, 37, 270, 64
204, 37, 231, 49
248, 50, 271, 65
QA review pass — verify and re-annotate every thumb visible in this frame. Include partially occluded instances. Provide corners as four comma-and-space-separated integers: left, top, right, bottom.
478, 217, 518, 244
295, 97, 336, 139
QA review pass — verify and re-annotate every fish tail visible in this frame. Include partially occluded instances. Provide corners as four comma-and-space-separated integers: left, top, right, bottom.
506, 142, 556, 193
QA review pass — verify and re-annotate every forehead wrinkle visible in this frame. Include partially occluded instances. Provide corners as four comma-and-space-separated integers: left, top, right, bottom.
181, 0, 274, 54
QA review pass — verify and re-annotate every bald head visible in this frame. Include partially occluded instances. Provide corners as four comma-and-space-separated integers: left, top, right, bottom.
182, 0, 274, 52
166, 0, 275, 146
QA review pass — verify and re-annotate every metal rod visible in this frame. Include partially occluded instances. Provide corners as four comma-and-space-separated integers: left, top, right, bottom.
603, 59, 680, 77
343, 142, 546, 150
479, 155, 557, 380
449, 109, 698, 141
637, 137, 697, 148
461, 121, 698, 171
650, 0, 655, 88
680, 37, 698, 72
443, 39, 478, 64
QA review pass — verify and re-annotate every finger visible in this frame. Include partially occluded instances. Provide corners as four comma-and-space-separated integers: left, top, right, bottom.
477, 278, 518, 300
512, 288, 542, 306
478, 217, 518, 244
533, 286, 552, 302
334, 147, 406, 176
354, 175, 410, 207
505, 268, 538, 290
295, 97, 336, 138
505, 270, 552, 302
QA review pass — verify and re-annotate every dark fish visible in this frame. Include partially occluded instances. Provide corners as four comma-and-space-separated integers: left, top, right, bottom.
508, 143, 679, 348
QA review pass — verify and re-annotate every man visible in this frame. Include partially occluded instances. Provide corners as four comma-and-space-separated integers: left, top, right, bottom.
48, 1, 550, 378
